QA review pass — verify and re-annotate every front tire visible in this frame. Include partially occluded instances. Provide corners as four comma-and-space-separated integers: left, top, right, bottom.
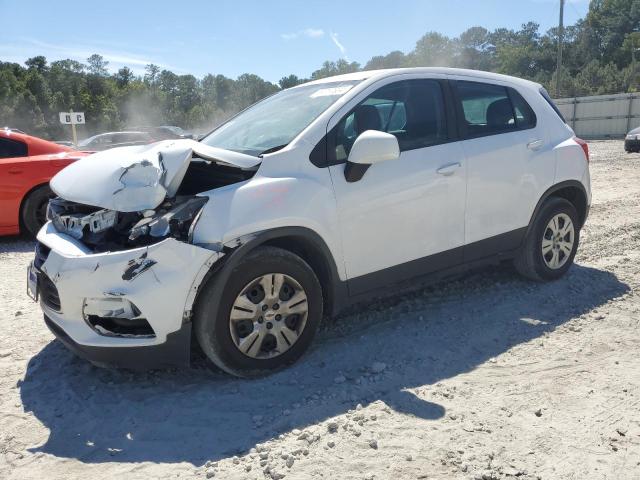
21, 185, 55, 237
514, 197, 580, 281
194, 246, 323, 377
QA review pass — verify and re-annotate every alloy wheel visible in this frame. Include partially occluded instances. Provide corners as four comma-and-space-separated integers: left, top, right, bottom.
541, 213, 575, 269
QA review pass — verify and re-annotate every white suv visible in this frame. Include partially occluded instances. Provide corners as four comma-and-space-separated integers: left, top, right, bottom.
29, 68, 591, 377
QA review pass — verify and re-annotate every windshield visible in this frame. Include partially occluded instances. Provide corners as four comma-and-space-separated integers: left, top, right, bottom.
201, 80, 360, 156
77, 135, 98, 147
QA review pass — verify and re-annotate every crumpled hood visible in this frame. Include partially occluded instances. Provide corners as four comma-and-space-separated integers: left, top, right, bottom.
50, 139, 260, 212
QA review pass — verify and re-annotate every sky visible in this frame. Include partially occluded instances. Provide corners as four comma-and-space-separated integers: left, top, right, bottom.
0, 0, 590, 83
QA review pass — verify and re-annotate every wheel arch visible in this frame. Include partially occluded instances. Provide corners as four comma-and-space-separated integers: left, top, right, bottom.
194, 227, 348, 319
18, 182, 52, 233
525, 180, 589, 241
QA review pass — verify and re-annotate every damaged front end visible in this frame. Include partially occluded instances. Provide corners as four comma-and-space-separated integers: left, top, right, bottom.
32, 140, 260, 368
46, 195, 209, 251
47, 139, 259, 250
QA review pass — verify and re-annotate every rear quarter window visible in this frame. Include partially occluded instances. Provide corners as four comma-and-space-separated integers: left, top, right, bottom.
0, 137, 28, 158
539, 88, 566, 123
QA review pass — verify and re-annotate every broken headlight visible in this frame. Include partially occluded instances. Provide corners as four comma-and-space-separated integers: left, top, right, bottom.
128, 196, 208, 243
47, 198, 118, 240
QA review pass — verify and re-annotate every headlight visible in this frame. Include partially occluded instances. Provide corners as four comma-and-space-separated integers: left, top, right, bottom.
128, 196, 208, 243
627, 134, 638, 140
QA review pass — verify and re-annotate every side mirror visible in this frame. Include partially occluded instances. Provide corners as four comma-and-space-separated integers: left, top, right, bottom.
344, 130, 399, 182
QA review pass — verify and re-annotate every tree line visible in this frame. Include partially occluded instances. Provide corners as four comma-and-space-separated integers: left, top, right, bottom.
1, 0, 639, 141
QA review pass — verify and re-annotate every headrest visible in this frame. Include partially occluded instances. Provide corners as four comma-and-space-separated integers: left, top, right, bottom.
354, 104, 382, 133
486, 98, 514, 128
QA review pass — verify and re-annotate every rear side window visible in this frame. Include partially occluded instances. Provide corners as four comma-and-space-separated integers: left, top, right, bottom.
457, 81, 515, 136
0, 137, 28, 158
539, 87, 566, 123
456, 81, 538, 137
331, 79, 448, 162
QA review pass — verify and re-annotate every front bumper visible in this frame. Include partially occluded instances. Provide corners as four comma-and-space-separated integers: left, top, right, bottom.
44, 314, 192, 369
35, 222, 220, 368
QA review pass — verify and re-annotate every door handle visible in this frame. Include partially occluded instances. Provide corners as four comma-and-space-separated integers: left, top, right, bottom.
527, 139, 544, 150
8, 167, 22, 174
436, 162, 461, 176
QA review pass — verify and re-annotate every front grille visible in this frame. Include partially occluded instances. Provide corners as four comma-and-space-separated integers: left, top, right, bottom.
40, 273, 62, 312
34, 242, 50, 269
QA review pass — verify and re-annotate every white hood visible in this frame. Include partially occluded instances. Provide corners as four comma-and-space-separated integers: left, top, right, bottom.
50, 139, 260, 212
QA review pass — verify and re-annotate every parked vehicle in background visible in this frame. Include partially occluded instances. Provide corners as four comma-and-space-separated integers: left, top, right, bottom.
77, 131, 154, 151
30, 68, 590, 377
132, 125, 194, 140
624, 126, 640, 152
53, 141, 76, 148
0, 128, 90, 236
2, 127, 25, 134
1, 128, 73, 158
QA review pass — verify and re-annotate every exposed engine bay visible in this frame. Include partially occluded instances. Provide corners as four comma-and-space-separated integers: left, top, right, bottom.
47, 158, 256, 251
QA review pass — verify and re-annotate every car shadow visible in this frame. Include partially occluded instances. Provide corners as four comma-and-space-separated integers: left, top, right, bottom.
0, 235, 34, 253
19, 263, 629, 466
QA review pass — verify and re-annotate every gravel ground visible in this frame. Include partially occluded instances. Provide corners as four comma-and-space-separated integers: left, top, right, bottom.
1, 140, 639, 480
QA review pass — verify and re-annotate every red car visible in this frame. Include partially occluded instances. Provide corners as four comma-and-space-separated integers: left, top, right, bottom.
0, 128, 90, 236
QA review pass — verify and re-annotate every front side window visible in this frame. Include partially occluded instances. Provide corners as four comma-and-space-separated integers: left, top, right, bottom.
331, 79, 448, 163
201, 80, 361, 156
0, 137, 28, 158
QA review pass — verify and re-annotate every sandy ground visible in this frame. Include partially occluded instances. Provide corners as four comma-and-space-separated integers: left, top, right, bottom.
1, 140, 639, 480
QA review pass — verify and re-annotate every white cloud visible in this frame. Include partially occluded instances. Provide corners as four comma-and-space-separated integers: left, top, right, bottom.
280, 28, 325, 41
0, 38, 178, 75
330, 31, 348, 60
303, 28, 325, 38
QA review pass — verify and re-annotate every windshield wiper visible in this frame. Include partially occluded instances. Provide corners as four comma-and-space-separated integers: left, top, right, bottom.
258, 144, 287, 156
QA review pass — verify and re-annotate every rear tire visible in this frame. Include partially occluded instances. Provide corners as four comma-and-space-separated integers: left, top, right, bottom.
193, 246, 323, 377
514, 197, 580, 281
21, 185, 54, 237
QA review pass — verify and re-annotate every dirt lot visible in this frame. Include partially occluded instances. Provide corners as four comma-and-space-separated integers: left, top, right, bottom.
1, 140, 639, 480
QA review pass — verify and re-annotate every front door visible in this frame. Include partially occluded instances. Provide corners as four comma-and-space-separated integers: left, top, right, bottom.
327, 78, 467, 295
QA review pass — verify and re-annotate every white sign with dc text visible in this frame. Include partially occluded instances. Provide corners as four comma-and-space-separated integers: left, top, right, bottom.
59, 112, 85, 125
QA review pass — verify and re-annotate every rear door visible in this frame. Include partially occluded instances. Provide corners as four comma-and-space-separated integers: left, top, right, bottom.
449, 78, 554, 260
0, 137, 29, 228
327, 76, 467, 294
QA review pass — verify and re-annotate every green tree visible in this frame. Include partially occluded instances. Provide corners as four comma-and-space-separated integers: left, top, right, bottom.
411, 32, 458, 66
279, 74, 303, 89
87, 54, 109, 76
364, 51, 408, 70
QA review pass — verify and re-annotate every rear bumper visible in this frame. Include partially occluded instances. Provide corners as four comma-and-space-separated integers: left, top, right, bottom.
45, 314, 192, 369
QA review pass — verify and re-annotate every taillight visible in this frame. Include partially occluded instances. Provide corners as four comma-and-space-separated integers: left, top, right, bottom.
573, 136, 589, 162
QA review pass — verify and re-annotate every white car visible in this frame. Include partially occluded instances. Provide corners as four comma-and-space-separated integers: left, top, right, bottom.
28, 68, 591, 377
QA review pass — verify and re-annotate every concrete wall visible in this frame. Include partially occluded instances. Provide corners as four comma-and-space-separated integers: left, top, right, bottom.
554, 93, 640, 139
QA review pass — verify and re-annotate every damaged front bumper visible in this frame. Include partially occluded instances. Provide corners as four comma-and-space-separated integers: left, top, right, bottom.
34, 222, 221, 369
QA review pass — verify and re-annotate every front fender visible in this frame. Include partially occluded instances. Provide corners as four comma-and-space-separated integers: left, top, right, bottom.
191, 175, 345, 281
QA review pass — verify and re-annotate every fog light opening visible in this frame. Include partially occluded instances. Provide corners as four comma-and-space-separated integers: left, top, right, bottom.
82, 297, 155, 338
